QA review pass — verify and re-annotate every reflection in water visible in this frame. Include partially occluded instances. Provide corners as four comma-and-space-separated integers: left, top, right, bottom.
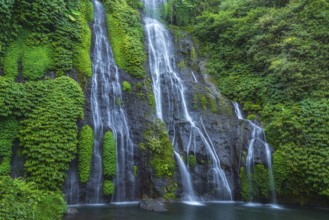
64, 202, 329, 220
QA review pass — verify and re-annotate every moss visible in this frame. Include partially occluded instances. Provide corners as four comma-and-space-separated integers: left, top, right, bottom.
122, 81, 132, 92
3, 40, 21, 79
78, 125, 94, 183
103, 180, 115, 196
193, 93, 208, 110
133, 165, 138, 177
239, 167, 249, 201
104, 0, 146, 78
208, 95, 218, 113
188, 155, 196, 168
240, 164, 271, 201
103, 131, 116, 178
144, 79, 156, 110
3, 34, 54, 81
247, 114, 256, 121
140, 120, 175, 178
73, 1, 93, 78
22, 44, 53, 81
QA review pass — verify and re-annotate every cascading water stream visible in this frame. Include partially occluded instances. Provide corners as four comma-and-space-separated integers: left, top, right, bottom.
174, 151, 201, 205
143, 0, 232, 201
64, 164, 79, 204
233, 102, 276, 203
87, 0, 135, 203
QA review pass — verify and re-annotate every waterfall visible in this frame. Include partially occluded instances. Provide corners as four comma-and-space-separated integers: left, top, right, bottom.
63, 163, 80, 205
87, 0, 135, 203
233, 102, 276, 203
174, 151, 202, 205
143, 0, 232, 201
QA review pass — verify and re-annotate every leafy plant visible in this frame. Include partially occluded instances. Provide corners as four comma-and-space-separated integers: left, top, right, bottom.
78, 125, 94, 183
122, 81, 132, 93
104, 0, 146, 78
0, 176, 66, 220
103, 131, 116, 178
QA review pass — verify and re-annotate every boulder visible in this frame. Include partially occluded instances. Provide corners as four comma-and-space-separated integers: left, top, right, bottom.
139, 198, 168, 212
66, 208, 79, 215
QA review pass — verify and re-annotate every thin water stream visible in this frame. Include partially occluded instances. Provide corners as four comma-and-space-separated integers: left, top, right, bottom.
233, 102, 276, 203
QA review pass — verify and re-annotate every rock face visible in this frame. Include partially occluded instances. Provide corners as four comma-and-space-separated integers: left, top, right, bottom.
64, 24, 271, 204
121, 28, 272, 201
139, 198, 168, 212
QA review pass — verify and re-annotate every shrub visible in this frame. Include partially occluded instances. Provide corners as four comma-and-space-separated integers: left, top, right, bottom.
103, 180, 115, 196
140, 120, 175, 177
122, 81, 132, 92
103, 131, 116, 178
78, 125, 94, 183
104, 0, 146, 78
0, 176, 66, 220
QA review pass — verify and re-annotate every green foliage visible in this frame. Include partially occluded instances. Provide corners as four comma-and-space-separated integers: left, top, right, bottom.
188, 155, 196, 168
122, 81, 132, 93
193, 92, 218, 113
240, 165, 271, 201
189, 0, 329, 203
78, 125, 94, 183
19, 77, 84, 191
103, 131, 116, 178
140, 120, 175, 178
3, 34, 53, 81
0, 117, 18, 175
271, 99, 329, 202
0, 176, 66, 220
162, 0, 195, 26
0, 77, 84, 191
51, 0, 93, 77
247, 114, 256, 121
193, 93, 208, 110
2, 40, 20, 78
104, 0, 146, 78
73, 1, 93, 78
1, 0, 93, 80
103, 180, 115, 196
0, 0, 18, 57
102, 131, 116, 197
22, 44, 53, 80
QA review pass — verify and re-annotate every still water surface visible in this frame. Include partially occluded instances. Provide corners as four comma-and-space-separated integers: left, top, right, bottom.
63, 202, 329, 220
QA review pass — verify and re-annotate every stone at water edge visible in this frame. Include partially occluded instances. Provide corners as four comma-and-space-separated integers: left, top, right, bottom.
140, 198, 168, 212
66, 208, 79, 215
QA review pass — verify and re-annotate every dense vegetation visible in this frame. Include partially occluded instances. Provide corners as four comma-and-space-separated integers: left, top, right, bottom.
162, 0, 329, 204
140, 120, 176, 199
0, 176, 66, 220
0, 77, 84, 191
103, 0, 146, 78
78, 125, 94, 183
0, 0, 328, 215
0, 0, 90, 218
102, 131, 116, 196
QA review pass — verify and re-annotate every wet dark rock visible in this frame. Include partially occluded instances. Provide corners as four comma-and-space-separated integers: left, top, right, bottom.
140, 198, 168, 212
